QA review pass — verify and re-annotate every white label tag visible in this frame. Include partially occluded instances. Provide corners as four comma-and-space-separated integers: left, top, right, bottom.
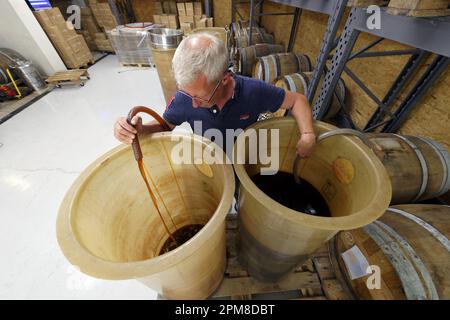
341, 245, 371, 280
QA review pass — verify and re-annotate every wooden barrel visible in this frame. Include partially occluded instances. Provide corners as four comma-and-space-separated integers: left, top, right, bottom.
366, 134, 450, 204
230, 21, 248, 39
275, 72, 346, 119
235, 32, 274, 48
333, 204, 450, 300
229, 21, 273, 49
238, 44, 285, 76
253, 53, 312, 84
151, 47, 177, 103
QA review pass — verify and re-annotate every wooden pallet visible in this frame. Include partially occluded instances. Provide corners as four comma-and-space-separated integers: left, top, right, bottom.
387, 0, 450, 17
120, 62, 155, 68
209, 215, 354, 300
46, 69, 90, 88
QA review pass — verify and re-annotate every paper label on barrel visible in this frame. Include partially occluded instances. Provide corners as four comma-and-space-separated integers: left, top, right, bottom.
341, 245, 371, 280
333, 158, 354, 185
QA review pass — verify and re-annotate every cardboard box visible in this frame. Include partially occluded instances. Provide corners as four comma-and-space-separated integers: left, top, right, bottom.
159, 14, 170, 27
180, 22, 194, 33
167, 14, 179, 29
206, 17, 214, 27
194, 2, 203, 16
195, 18, 207, 28
88, 1, 118, 30
176, 2, 185, 16
154, 1, 164, 14
153, 14, 162, 24
162, 1, 170, 14
194, 15, 204, 27
95, 32, 108, 40
82, 16, 101, 35
185, 2, 194, 16
179, 14, 195, 24
34, 8, 94, 68
169, 1, 178, 14
78, 30, 97, 51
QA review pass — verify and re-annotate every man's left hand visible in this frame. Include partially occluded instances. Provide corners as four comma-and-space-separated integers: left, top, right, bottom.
296, 134, 316, 158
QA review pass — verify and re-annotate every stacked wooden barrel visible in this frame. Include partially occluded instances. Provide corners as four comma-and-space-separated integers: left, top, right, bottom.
275, 72, 346, 119
253, 52, 313, 84
230, 21, 274, 49
237, 44, 285, 76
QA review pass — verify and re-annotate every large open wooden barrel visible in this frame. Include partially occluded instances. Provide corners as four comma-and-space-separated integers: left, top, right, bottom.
151, 47, 177, 103
233, 117, 391, 282
190, 27, 229, 49
238, 44, 285, 76
149, 28, 182, 103
333, 204, 450, 300
274, 72, 346, 119
253, 53, 312, 84
365, 134, 450, 204
57, 133, 235, 299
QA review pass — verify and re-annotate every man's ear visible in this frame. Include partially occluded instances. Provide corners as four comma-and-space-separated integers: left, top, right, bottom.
223, 73, 232, 84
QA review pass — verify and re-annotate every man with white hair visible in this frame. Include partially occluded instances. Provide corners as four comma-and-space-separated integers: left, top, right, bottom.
114, 33, 316, 158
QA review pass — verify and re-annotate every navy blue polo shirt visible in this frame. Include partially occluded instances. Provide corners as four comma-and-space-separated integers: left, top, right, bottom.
162, 74, 286, 154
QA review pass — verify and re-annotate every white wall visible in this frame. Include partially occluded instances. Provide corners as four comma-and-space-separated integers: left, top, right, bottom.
0, 0, 67, 76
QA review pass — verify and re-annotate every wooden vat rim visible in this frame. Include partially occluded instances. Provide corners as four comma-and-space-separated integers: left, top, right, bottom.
233, 117, 392, 231
56, 132, 235, 279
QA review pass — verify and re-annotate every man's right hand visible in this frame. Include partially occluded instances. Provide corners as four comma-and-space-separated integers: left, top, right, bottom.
114, 116, 140, 144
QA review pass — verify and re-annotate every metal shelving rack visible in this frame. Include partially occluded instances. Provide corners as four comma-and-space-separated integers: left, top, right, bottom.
235, 0, 450, 132
231, 0, 302, 51
312, 6, 450, 132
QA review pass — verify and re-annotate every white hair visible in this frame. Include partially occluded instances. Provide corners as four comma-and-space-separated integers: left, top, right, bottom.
172, 33, 229, 88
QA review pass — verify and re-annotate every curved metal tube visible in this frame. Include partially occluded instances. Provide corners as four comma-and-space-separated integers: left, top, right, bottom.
293, 129, 372, 184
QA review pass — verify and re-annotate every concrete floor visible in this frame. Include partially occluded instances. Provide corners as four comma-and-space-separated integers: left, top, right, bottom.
0, 55, 192, 299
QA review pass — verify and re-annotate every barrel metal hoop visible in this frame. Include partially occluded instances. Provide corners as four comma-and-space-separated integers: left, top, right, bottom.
336, 78, 346, 102
296, 73, 309, 95
415, 136, 450, 197
239, 48, 246, 75
263, 56, 272, 83
259, 57, 266, 81
273, 54, 282, 80
393, 134, 429, 202
387, 207, 450, 253
363, 222, 436, 300
251, 46, 258, 76
290, 53, 300, 74
285, 74, 297, 92
374, 221, 439, 300
304, 54, 313, 72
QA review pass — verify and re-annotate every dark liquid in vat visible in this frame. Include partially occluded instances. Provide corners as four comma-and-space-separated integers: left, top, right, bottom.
159, 224, 204, 255
251, 171, 331, 217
